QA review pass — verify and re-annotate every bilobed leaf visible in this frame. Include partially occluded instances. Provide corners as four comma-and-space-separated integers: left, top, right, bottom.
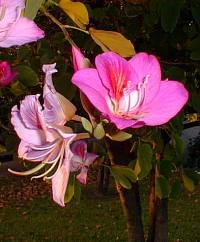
106, 131, 132, 142
59, 0, 89, 29
81, 117, 93, 133
64, 174, 75, 203
155, 175, 170, 199
136, 143, 153, 178
89, 27, 135, 57
24, 0, 44, 20
15, 65, 39, 87
93, 123, 105, 140
160, 0, 184, 32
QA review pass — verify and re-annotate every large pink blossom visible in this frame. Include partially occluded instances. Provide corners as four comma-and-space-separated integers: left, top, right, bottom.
0, 0, 44, 48
0, 60, 17, 87
72, 52, 189, 129
9, 64, 88, 207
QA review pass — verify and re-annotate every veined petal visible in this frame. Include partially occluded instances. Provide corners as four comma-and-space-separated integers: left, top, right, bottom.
72, 68, 110, 114
139, 80, 189, 126
11, 105, 45, 145
71, 140, 87, 160
85, 153, 98, 167
0, 17, 44, 48
20, 95, 42, 130
42, 64, 76, 125
129, 52, 161, 105
52, 160, 70, 207
95, 52, 138, 102
52, 137, 74, 207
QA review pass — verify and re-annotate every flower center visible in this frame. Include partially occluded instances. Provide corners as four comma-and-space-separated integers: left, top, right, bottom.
108, 75, 150, 119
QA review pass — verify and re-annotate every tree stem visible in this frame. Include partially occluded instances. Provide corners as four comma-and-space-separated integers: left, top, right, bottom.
105, 139, 145, 242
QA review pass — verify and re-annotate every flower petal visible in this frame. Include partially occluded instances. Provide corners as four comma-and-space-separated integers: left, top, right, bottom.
129, 52, 161, 105
95, 52, 138, 102
107, 113, 140, 130
11, 105, 46, 145
139, 80, 189, 126
72, 46, 86, 71
42, 64, 76, 125
72, 68, 110, 114
0, 17, 44, 48
52, 160, 70, 207
76, 167, 88, 184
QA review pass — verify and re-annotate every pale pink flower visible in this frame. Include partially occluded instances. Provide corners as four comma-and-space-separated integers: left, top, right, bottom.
0, 0, 44, 48
70, 140, 97, 184
9, 64, 88, 207
0, 60, 17, 87
72, 52, 189, 129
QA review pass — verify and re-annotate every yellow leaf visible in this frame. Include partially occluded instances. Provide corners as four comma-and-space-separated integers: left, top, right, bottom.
89, 27, 135, 57
59, 0, 89, 29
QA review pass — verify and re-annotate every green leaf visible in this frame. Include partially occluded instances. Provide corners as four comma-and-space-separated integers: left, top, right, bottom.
182, 170, 199, 192
10, 80, 27, 96
93, 123, 105, 140
160, 0, 184, 32
172, 133, 184, 162
155, 175, 170, 199
64, 174, 75, 203
81, 117, 93, 133
110, 165, 137, 189
106, 131, 132, 142
15, 65, 39, 87
136, 143, 153, 178
24, 0, 44, 20
170, 179, 182, 199
74, 179, 81, 203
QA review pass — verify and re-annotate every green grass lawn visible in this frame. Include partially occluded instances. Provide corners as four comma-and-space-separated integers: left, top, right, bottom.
0, 176, 200, 242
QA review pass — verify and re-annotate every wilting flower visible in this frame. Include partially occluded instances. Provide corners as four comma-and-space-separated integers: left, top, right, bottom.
9, 64, 88, 207
72, 52, 189, 129
0, 0, 44, 48
71, 140, 97, 184
0, 61, 17, 87
72, 46, 90, 71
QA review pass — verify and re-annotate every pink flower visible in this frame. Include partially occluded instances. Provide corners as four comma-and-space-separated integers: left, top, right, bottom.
72, 46, 90, 71
70, 140, 97, 184
72, 52, 189, 129
0, 61, 17, 87
9, 64, 88, 207
0, 0, 44, 48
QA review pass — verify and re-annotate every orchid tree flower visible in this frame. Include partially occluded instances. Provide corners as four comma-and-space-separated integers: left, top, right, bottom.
72, 52, 189, 130
0, 0, 44, 48
70, 140, 97, 184
0, 61, 17, 87
9, 64, 89, 207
